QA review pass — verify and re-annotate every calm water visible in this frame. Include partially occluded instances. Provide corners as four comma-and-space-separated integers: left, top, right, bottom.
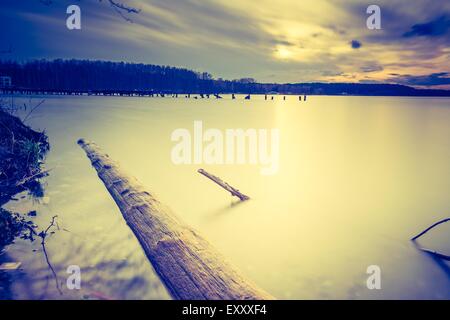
1, 95, 449, 299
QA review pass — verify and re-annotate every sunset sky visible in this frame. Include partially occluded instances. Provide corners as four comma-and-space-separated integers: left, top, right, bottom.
1, 0, 450, 88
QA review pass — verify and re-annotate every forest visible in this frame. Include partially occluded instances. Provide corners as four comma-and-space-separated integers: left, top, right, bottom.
1, 59, 449, 96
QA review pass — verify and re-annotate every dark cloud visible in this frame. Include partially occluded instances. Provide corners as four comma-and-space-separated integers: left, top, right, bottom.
2, 0, 450, 84
360, 64, 383, 73
350, 40, 362, 49
403, 15, 450, 37
325, 24, 347, 35
389, 72, 450, 86
347, 1, 450, 58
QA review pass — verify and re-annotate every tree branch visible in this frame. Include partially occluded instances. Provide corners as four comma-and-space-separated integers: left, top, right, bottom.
411, 218, 450, 261
411, 218, 450, 241
101, 0, 141, 22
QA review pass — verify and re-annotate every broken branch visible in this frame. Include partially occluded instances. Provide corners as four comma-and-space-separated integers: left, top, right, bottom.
411, 218, 450, 241
198, 169, 250, 201
411, 217, 450, 261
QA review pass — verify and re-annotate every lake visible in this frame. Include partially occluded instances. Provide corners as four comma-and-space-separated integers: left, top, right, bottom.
1, 94, 449, 299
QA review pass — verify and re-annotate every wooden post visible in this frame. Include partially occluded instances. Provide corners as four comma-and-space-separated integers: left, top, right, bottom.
198, 169, 250, 201
78, 139, 272, 300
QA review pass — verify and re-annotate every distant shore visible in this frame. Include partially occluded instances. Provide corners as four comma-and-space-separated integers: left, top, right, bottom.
1, 89, 450, 98
2, 59, 450, 98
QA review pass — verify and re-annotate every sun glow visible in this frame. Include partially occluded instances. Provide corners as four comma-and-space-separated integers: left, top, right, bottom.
274, 46, 293, 60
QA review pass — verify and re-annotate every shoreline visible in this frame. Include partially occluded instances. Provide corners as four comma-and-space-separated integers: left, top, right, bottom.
2, 91, 450, 98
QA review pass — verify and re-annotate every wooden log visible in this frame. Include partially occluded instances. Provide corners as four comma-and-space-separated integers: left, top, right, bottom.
77, 139, 272, 300
198, 169, 250, 201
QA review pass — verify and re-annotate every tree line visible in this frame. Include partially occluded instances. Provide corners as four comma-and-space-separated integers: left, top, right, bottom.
0, 59, 449, 96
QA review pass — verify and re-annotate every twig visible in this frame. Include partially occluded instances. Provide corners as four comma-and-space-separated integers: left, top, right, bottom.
37, 0, 141, 22
107, 0, 140, 14
22, 99, 45, 124
411, 218, 450, 261
198, 169, 250, 201
411, 218, 450, 241
102, 0, 140, 22
39, 215, 62, 295
15, 168, 52, 187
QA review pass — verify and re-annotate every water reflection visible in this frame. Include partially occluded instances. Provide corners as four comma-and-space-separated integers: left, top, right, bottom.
206, 199, 247, 220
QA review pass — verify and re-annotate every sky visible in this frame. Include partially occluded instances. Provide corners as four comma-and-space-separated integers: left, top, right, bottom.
1, 0, 450, 88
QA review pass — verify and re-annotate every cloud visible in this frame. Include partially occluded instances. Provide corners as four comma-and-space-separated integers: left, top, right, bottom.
321, 70, 345, 78
403, 15, 450, 37
360, 63, 383, 73
2, 0, 450, 84
270, 39, 296, 46
388, 72, 450, 86
350, 40, 362, 49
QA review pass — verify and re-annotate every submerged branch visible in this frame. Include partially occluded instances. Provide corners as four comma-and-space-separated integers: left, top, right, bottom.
198, 169, 250, 201
411, 218, 450, 261
411, 218, 450, 241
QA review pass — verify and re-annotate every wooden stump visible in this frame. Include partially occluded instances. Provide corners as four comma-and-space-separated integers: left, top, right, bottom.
78, 139, 273, 300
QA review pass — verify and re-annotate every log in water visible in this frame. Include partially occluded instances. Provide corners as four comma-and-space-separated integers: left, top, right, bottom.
198, 169, 250, 201
77, 139, 273, 300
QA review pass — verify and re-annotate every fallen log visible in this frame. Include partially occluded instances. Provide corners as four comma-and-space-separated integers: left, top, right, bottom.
77, 139, 272, 300
198, 169, 250, 201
